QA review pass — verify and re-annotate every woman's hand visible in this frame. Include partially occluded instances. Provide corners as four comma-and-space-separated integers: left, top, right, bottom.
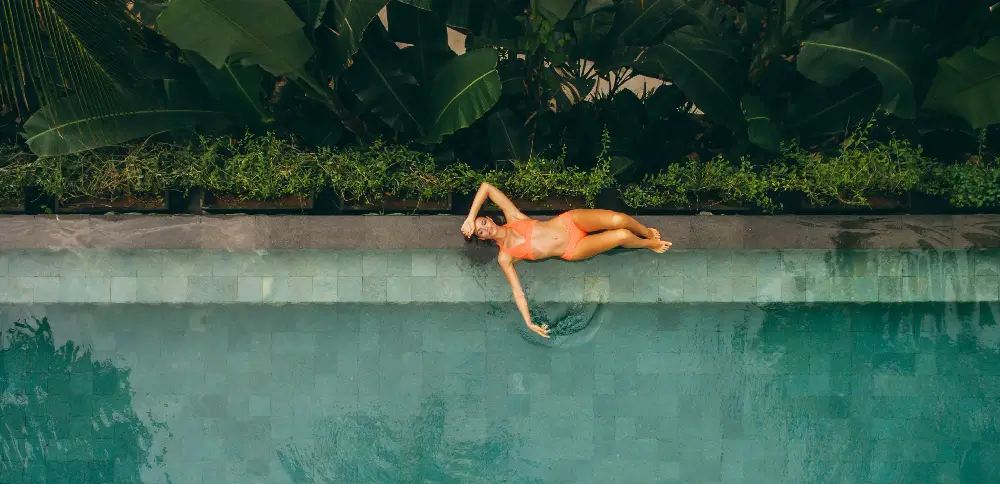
461, 217, 475, 238
527, 321, 550, 338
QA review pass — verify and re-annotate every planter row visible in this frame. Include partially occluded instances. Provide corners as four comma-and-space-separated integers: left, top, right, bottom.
0, 188, 980, 216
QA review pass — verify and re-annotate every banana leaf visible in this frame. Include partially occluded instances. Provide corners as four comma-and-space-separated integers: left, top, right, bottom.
922, 37, 1000, 129
423, 48, 502, 142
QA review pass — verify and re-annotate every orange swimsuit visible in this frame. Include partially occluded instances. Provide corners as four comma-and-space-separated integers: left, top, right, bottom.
498, 213, 587, 261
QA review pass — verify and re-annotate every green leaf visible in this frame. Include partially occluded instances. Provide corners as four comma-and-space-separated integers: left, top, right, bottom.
488, 109, 530, 161
23, 95, 229, 156
537, 0, 577, 22
156, 0, 314, 77
574, 9, 616, 49
185, 51, 272, 124
287, 0, 331, 29
611, 0, 716, 45
922, 37, 1000, 129
741, 95, 780, 151
387, 1, 449, 51
397, 0, 432, 9
343, 31, 424, 135
423, 48, 502, 142
625, 27, 747, 131
797, 18, 921, 119
438, 0, 521, 39
788, 69, 882, 140
319, 0, 390, 75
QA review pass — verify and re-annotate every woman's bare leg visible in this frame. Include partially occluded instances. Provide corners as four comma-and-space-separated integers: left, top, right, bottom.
566, 229, 671, 261
567, 209, 660, 239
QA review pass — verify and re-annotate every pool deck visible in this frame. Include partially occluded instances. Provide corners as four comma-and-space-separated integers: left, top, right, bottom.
1, 215, 999, 305
1, 214, 999, 249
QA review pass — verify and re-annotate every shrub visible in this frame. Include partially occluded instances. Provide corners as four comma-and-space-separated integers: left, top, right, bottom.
783, 119, 930, 206
29, 143, 173, 201
0, 145, 30, 206
920, 156, 1000, 209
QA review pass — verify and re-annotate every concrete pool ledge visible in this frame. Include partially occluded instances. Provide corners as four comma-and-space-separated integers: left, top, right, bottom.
0, 214, 999, 305
1, 213, 1000, 250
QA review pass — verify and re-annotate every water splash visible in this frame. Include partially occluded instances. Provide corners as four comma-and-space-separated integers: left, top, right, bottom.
0, 317, 160, 484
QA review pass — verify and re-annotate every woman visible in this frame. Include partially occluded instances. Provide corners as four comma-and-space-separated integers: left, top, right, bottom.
462, 182, 671, 338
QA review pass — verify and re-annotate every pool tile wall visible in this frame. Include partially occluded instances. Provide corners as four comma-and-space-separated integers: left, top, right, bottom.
0, 248, 997, 304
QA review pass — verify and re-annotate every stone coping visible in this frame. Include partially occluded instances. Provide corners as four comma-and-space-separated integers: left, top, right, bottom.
1, 248, 997, 304
1, 214, 999, 249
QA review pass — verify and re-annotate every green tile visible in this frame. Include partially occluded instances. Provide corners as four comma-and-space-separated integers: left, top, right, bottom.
806, 276, 831, 302
409, 276, 439, 301
609, 272, 635, 302
902, 250, 941, 278
672, 251, 708, 278
9, 250, 62, 276
263, 276, 312, 303
877, 251, 905, 277
459, 277, 487, 302
386, 276, 412, 302
162, 250, 215, 277
558, 276, 585, 302
85, 250, 140, 277
362, 251, 388, 276
781, 275, 808, 302
0, 276, 8, 302
973, 275, 1000, 302
731, 251, 758, 278
584, 276, 610, 302
944, 275, 974, 302
854, 277, 878, 302
706, 251, 733, 278
902, 277, 930, 302
878, 277, 903, 302
338, 251, 364, 276
682, 275, 707, 302
0, 252, 9, 276
942, 249, 973, 276
828, 277, 855, 302
973, 249, 1000, 276
732, 277, 757, 302
757, 276, 782, 302
412, 252, 437, 277
436, 251, 471, 277
33, 276, 61, 302
58, 277, 109, 303
702, 277, 732, 302
780, 251, 813, 276
659, 276, 683, 302
188, 276, 237, 303
110, 277, 137, 303
385, 251, 412, 276
310, 276, 338, 302
135, 250, 164, 277
361, 276, 387, 302
756, 252, 783, 278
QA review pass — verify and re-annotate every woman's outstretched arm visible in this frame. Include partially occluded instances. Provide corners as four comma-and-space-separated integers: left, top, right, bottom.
498, 253, 549, 338
466, 182, 526, 223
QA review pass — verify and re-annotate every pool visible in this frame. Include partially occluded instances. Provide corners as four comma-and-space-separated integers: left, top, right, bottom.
1, 248, 999, 483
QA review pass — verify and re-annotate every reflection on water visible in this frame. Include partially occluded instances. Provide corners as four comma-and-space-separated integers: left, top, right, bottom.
0, 317, 158, 484
277, 393, 538, 483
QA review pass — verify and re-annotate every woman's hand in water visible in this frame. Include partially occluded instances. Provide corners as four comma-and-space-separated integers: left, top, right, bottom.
461, 217, 475, 238
527, 321, 550, 338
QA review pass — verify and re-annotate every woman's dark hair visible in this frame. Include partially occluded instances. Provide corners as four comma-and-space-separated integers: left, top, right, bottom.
463, 212, 506, 265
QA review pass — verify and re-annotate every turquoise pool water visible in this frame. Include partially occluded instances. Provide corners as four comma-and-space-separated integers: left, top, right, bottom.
1, 302, 998, 483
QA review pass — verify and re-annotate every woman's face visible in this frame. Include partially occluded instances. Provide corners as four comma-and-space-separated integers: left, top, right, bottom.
474, 216, 498, 240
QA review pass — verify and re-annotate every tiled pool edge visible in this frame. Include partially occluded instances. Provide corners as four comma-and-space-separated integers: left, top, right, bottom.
0, 248, 997, 304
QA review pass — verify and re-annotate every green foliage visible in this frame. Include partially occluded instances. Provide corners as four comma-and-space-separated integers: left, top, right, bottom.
176, 132, 325, 200
783, 118, 930, 206
481, 129, 616, 206
920, 157, 1000, 209
0, 145, 31, 205
29, 143, 174, 201
621, 155, 785, 212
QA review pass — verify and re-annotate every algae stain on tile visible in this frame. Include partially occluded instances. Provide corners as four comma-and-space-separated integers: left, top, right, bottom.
0, 317, 166, 483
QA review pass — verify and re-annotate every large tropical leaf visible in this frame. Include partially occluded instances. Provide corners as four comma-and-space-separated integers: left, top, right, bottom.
797, 18, 922, 119
536, 0, 578, 22
922, 37, 1000, 129
319, 0, 390, 75
185, 52, 272, 124
156, 0, 314, 77
488, 109, 531, 161
287, 0, 331, 29
787, 69, 882, 140
438, 0, 521, 40
610, 0, 716, 46
343, 31, 424, 135
741, 95, 780, 151
387, 0, 454, 84
624, 27, 747, 131
574, 9, 616, 49
423, 48, 502, 142
23, 94, 229, 156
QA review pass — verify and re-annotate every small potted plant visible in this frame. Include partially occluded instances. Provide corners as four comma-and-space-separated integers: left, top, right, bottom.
180, 133, 322, 212
0, 145, 29, 213
783, 120, 928, 213
326, 141, 462, 213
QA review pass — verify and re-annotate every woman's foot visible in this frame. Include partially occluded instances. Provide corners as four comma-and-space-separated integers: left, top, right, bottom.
646, 227, 661, 240
646, 239, 672, 253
